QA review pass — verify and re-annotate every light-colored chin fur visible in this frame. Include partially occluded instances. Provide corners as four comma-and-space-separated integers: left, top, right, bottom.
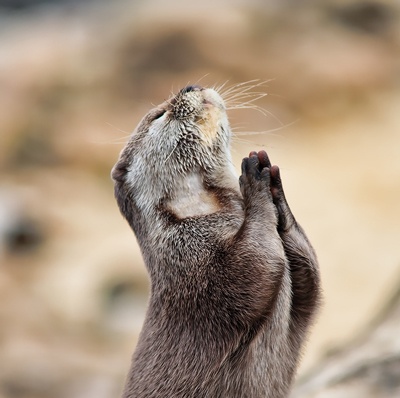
125, 88, 240, 220
165, 159, 240, 219
165, 173, 221, 218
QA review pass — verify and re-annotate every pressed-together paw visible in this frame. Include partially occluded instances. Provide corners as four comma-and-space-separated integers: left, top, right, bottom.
240, 150, 296, 231
242, 150, 283, 201
270, 165, 284, 203
269, 163, 296, 232
249, 150, 271, 171
239, 151, 273, 202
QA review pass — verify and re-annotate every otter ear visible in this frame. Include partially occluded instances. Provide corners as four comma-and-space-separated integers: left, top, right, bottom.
111, 160, 129, 183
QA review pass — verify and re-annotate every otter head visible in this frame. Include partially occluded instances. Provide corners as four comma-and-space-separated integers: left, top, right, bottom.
112, 85, 239, 225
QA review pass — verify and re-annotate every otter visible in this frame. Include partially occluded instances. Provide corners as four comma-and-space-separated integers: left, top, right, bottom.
112, 84, 320, 398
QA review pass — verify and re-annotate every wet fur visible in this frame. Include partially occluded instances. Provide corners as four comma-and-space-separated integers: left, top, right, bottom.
112, 85, 320, 397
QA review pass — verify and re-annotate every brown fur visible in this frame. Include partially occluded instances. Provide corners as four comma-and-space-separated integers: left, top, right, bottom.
112, 85, 320, 397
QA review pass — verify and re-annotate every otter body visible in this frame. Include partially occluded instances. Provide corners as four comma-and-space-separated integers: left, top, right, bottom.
112, 85, 320, 398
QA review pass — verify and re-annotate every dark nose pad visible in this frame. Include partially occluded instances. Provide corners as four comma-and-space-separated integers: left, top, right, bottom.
179, 85, 203, 94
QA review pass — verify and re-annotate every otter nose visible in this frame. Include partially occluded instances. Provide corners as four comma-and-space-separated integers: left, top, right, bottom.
179, 85, 203, 94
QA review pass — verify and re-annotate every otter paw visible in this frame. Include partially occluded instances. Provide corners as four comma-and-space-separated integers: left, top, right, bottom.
270, 165, 296, 231
252, 150, 272, 171
239, 152, 272, 201
270, 165, 284, 203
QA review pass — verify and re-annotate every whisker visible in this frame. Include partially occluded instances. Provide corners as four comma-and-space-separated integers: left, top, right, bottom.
231, 124, 249, 132
219, 79, 273, 99
164, 142, 179, 164
225, 94, 269, 107
223, 85, 267, 98
227, 104, 282, 124
231, 136, 268, 147
194, 73, 211, 87
106, 122, 130, 135
86, 122, 134, 145
224, 91, 268, 99
216, 80, 285, 126
234, 120, 299, 137
219, 79, 262, 94
224, 94, 268, 107
164, 121, 179, 163
88, 140, 131, 145
212, 80, 230, 94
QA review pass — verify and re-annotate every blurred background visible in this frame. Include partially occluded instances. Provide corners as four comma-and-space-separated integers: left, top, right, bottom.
1, 0, 399, 397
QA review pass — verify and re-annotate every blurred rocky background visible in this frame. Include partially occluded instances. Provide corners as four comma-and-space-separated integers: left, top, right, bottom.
0, 0, 399, 397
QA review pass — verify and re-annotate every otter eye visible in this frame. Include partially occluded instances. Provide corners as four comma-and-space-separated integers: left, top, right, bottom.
152, 109, 166, 121
179, 85, 203, 94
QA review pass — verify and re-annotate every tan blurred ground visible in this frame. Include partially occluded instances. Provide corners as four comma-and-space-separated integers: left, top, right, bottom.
0, 0, 399, 397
